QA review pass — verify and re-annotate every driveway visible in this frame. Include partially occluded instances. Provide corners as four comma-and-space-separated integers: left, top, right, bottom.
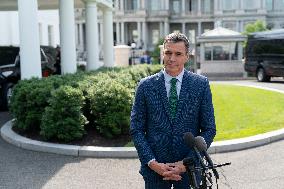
0, 79, 284, 189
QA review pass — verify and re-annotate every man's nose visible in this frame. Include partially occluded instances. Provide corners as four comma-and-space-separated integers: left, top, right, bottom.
170, 54, 177, 61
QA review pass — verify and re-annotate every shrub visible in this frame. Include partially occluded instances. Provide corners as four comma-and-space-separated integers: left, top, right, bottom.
40, 85, 87, 142
88, 79, 133, 138
10, 78, 59, 131
10, 64, 163, 142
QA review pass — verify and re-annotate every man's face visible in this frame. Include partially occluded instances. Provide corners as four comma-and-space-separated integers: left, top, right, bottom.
163, 41, 189, 77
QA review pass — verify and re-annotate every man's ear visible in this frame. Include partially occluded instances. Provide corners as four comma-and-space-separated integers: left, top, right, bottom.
186, 53, 190, 60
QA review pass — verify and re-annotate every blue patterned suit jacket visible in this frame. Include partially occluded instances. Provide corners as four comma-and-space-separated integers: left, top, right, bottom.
130, 69, 216, 180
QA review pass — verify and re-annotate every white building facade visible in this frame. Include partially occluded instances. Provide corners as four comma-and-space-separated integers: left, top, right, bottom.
74, 0, 284, 56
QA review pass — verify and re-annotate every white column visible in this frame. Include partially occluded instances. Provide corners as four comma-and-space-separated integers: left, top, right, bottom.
115, 0, 119, 10
198, 0, 201, 15
141, 0, 145, 9
59, 0, 77, 74
137, 0, 141, 9
85, 0, 100, 70
121, 0, 124, 10
142, 21, 147, 49
182, 22, 186, 34
239, 0, 243, 9
159, 22, 164, 38
116, 22, 121, 44
75, 23, 79, 46
182, 0, 185, 14
121, 22, 125, 44
79, 23, 84, 49
138, 22, 142, 48
18, 0, 42, 79
99, 22, 103, 45
261, 0, 266, 9
214, 0, 221, 14
165, 0, 169, 9
198, 22, 202, 36
103, 7, 114, 67
164, 20, 169, 35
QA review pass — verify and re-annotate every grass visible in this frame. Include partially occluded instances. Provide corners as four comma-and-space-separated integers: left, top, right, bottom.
125, 84, 284, 146
212, 84, 284, 141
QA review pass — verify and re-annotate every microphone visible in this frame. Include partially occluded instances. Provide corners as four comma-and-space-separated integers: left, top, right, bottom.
195, 136, 219, 179
183, 132, 212, 188
183, 132, 207, 168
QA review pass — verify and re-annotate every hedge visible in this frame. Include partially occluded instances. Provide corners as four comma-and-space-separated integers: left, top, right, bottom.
10, 64, 163, 142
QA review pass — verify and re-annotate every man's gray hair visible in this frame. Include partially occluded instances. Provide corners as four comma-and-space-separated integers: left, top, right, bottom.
163, 32, 190, 54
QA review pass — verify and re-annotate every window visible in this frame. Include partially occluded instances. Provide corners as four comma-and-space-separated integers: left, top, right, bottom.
205, 42, 238, 61
223, 22, 237, 31
274, 0, 284, 10
126, 0, 138, 10
266, 0, 273, 11
223, 0, 235, 10
202, 0, 212, 13
252, 39, 284, 55
172, 0, 180, 14
188, 0, 198, 12
151, 1, 160, 10
244, 1, 257, 9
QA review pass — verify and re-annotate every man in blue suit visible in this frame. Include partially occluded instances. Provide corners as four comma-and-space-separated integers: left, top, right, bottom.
130, 32, 216, 189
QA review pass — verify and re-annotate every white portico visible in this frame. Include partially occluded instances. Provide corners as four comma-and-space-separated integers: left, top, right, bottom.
0, 0, 114, 79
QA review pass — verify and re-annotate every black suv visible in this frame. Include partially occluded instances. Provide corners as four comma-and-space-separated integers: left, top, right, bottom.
0, 46, 57, 110
244, 29, 284, 82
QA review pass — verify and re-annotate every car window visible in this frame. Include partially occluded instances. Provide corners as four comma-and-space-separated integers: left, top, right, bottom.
0, 47, 19, 67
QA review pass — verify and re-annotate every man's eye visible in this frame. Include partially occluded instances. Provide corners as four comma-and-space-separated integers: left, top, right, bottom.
165, 52, 172, 55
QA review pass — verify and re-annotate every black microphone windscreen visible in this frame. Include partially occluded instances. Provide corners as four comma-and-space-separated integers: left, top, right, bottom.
183, 132, 195, 148
195, 136, 207, 151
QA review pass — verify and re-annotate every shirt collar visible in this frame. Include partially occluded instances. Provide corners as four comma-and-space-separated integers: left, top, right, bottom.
163, 68, 185, 83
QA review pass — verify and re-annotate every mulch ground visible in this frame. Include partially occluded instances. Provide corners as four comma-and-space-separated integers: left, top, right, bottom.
12, 125, 132, 147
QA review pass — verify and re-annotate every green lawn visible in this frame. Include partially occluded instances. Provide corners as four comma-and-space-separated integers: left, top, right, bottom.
126, 84, 284, 146
125, 84, 284, 146
212, 84, 284, 141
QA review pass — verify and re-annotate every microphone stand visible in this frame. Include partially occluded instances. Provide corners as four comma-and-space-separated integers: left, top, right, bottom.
183, 157, 231, 189
183, 157, 199, 189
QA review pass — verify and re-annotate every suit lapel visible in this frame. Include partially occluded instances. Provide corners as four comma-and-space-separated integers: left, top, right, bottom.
155, 71, 173, 123
176, 71, 192, 119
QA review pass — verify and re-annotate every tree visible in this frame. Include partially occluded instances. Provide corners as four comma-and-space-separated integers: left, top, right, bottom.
242, 20, 269, 48
242, 20, 268, 36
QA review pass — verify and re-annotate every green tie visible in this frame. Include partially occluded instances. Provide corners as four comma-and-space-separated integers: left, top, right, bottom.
169, 78, 178, 118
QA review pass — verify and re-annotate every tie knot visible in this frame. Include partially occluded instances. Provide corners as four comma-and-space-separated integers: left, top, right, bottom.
171, 78, 177, 85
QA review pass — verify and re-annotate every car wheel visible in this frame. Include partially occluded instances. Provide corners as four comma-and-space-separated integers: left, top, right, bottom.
256, 68, 270, 82
1, 83, 14, 110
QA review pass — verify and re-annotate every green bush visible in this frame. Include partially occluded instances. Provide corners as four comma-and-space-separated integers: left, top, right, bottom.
40, 86, 87, 142
88, 79, 133, 138
10, 64, 163, 142
10, 78, 59, 131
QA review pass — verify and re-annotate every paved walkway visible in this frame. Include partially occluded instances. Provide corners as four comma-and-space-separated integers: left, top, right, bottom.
0, 79, 284, 188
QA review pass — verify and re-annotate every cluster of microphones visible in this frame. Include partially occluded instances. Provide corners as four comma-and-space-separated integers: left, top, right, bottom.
183, 132, 231, 189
